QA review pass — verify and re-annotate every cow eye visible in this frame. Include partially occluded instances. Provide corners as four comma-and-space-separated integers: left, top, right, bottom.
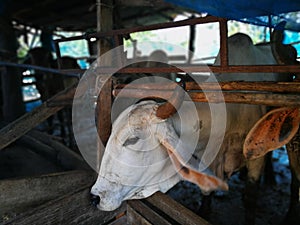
123, 136, 140, 147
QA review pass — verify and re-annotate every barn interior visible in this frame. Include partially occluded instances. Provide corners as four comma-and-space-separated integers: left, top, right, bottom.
0, 0, 300, 225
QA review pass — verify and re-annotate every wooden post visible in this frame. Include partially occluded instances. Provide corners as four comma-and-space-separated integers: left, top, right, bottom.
95, 0, 114, 171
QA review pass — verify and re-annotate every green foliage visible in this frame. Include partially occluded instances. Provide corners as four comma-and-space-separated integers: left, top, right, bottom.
124, 31, 157, 48
228, 20, 269, 44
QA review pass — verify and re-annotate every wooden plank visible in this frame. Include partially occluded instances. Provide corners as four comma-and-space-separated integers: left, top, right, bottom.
27, 129, 90, 170
146, 192, 211, 225
109, 215, 128, 225
95, 64, 300, 74
0, 170, 96, 218
128, 200, 173, 225
3, 186, 126, 225
115, 81, 300, 93
0, 85, 76, 151
113, 88, 300, 106
127, 204, 152, 225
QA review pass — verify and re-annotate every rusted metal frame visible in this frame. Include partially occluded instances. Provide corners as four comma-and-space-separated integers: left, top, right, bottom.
53, 14, 299, 75
53, 15, 221, 44
219, 18, 228, 68
49, 80, 300, 107
53, 15, 220, 71
93, 15, 219, 37
114, 81, 300, 93
95, 64, 300, 74
113, 88, 300, 107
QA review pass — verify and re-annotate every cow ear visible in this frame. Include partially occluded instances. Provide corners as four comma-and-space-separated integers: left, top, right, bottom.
244, 107, 299, 160
158, 134, 228, 193
165, 148, 228, 193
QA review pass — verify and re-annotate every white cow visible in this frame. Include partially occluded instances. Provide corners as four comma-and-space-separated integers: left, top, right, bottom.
91, 25, 294, 219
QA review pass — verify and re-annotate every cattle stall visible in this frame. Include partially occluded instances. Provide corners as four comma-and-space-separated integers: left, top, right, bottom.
0, 7, 300, 225
52, 15, 300, 224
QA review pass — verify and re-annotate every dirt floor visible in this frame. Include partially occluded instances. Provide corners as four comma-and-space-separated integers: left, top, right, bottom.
167, 148, 292, 225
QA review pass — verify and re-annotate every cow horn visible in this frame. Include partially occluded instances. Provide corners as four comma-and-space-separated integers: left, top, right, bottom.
156, 82, 185, 119
271, 21, 298, 65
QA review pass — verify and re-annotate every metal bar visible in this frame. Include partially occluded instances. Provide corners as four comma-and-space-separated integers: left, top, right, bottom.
114, 81, 300, 93
95, 64, 300, 74
54, 16, 221, 43
219, 19, 228, 67
113, 88, 300, 106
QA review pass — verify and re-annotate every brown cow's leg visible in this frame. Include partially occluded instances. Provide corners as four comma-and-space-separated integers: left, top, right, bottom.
284, 129, 300, 225
244, 156, 266, 225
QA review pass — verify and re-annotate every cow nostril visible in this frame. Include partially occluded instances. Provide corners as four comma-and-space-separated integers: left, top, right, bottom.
90, 194, 100, 207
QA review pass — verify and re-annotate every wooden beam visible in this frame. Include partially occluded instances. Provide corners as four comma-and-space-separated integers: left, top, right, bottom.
145, 192, 211, 225
113, 88, 300, 106
128, 200, 173, 225
0, 170, 96, 218
96, 0, 114, 171
115, 81, 300, 93
27, 130, 90, 170
0, 85, 76, 151
95, 64, 300, 74
3, 186, 126, 225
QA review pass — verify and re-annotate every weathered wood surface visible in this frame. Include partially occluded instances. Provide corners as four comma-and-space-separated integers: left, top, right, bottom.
219, 19, 228, 67
0, 170, 96, 219
2, 185, 126, 225
145, 192, 211, 225
0, 85, 77, 151
38, 81, 300, 108
109, 215, 128, 225
96, 76, 112, 170
127, 204, 152, 225
113, 88, 300, 106
128, 200, 172, 225
95, 64, 300, 74
27, 129, 90, 170
126, 192, 211, 225
115, 81, 300, 93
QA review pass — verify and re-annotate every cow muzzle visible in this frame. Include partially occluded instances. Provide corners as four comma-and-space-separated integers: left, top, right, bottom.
90, 193, 100, 207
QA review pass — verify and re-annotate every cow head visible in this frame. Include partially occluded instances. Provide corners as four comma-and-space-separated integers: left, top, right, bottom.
91, 85, 228, 211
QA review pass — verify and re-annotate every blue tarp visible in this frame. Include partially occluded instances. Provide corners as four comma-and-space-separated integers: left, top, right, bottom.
166, 0, 300, 31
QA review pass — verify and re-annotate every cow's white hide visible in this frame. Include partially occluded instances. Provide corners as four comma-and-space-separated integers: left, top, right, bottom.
91, 33, 292, 211
91, 101, 182, 210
